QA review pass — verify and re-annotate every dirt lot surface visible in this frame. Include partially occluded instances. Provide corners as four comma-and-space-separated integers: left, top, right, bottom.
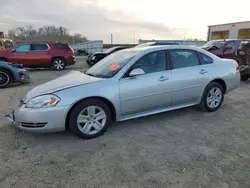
1, 58, 250, 188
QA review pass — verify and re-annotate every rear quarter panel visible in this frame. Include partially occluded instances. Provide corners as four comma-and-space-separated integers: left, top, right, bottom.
212, 59, 240, 93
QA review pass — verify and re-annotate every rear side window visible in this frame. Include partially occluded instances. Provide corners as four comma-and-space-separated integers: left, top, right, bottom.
198, 52, 213, 64
169, 49, 199, 69
53, 43, 70, 50
31, 44, 49, 51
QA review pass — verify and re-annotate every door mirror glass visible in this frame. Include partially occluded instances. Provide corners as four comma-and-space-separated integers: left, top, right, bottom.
129, 68, 145, 77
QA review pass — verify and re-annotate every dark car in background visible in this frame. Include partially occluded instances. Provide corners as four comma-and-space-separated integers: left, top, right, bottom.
0, 61, 29, 88
201, 39, 250, 80
134, 41, 179, 48
86, 46, 129, 66
0, 42, 75, 71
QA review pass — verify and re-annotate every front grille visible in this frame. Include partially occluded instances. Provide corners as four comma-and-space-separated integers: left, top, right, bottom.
20, 122, 47, 128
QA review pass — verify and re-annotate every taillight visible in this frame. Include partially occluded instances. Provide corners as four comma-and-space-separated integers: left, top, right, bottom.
235, 61, 240, 72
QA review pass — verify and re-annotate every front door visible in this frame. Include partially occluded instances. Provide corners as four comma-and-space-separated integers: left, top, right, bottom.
169, 49, 210, 106
8, 44, 32, 65
119, 50, 172, 116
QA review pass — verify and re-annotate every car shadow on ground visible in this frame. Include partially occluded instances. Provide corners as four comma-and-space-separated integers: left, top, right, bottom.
0, 106, 200, 145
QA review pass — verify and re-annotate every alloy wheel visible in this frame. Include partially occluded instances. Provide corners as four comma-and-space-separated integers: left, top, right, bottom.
54, 59, 65, 70
0, 71, 9, 87
206, 87, 222, 109
77, 106, 107, 135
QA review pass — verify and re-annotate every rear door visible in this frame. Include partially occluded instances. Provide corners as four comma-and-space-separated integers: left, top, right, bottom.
8, 44, 31, 65
30, 43, 51, 66
169, 49, 210, 106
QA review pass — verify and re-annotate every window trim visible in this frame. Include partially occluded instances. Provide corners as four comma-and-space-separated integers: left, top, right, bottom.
168, 49, 201, 70
122, 50, 169, 78
14, 44, 31, 52
30, 43, 50, 52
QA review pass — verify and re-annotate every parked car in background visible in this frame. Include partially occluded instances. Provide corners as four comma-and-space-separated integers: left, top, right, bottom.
0, 42, 75, 71
0, 60, 29, 88
86, 46, 129, 66
201, 39, 250, 80
7, 45, 240, 139
0, 39, 14, 51
134, 41, 179, 48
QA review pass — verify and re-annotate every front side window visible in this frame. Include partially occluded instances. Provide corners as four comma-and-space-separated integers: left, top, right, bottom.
129, 50, 167, 74
31, 44, 49, 51
169, 50, 200, 69
15, 44, 30, 52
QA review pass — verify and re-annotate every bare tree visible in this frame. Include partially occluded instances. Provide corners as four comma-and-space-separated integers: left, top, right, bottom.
7, 25, 87, 44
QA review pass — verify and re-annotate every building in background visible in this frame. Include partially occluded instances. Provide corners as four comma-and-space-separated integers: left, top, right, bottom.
138, 39, 206, 47
208, 21, 250, 41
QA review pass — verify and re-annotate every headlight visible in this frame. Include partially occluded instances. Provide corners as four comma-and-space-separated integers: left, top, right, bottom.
25, 95, 60, 108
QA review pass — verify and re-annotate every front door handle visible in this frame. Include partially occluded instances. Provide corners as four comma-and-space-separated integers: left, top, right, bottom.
158, 76, 169, 82
199, 69, 208, 74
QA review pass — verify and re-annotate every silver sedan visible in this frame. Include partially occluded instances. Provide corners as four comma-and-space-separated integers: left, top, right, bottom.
7, 45, 240, 139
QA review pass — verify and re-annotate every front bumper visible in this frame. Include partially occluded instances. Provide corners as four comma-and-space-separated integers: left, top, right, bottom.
6, 105, 69, 133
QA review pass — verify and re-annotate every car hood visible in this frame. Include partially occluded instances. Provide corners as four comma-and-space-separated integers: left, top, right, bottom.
23, 71, 104, 101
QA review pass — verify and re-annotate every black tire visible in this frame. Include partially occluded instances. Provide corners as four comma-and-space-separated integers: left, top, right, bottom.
0, 69, 13, 88
69, 99, 112, 139
52, 58, 66, 71
0, 58, 8, 62
199, 82, 224, 112
241, 74, 250, 81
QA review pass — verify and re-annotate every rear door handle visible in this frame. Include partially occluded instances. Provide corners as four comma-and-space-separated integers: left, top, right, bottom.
158, 76, 169, 82
199, 69, 208, 74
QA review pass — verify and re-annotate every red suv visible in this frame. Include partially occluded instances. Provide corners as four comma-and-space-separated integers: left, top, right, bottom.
0, 42, 75, 70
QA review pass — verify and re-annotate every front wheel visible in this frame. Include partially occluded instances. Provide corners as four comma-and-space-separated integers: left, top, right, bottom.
199, 82, 224, 112
240, 74, 250, 81
52, 58, 66, 71
69, 99, 112, 139
0, 69, 13, 88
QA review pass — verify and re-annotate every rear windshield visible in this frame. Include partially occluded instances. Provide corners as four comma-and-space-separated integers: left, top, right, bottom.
53, 43, 71, 50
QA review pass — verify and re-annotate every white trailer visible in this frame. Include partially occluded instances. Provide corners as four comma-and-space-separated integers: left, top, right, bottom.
208, 21, 250, 41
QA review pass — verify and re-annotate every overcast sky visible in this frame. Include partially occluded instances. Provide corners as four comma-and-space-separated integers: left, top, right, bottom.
1, 0, 250, 43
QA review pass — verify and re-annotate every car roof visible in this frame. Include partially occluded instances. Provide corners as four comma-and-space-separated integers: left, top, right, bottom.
211, 39, 250, 42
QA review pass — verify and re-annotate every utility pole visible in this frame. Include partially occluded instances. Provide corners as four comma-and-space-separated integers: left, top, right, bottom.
134, 32, 135, 44
72, 35, 75, 45
111, 34, 113, 44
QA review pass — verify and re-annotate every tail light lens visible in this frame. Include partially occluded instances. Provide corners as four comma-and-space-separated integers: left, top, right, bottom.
234, 61, 240, 72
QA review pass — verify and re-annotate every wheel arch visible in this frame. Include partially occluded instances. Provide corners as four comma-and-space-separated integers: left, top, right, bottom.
51, 56, 67, 65
65, 96, 117, 129
0, 67, 15, 81
209, 78, 227, 93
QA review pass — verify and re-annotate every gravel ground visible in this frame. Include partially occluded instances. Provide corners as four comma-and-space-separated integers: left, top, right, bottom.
1, 58, 250, 188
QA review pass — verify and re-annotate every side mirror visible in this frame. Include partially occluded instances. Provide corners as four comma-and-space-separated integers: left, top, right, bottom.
129, 68, 145, 77
11, 49, 15, 52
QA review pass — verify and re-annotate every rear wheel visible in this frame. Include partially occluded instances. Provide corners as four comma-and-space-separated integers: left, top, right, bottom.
52, 58, 66, 71
0, 69, 13, 88
240, 74, 250, 81
69, 99, 112, 139
199, 82, 224, 112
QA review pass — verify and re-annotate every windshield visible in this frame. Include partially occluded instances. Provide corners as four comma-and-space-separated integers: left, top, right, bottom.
3, 40, 13, 49
104, 47, 120, 53
202, 40, 225, 48
85, 50, 138, 78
